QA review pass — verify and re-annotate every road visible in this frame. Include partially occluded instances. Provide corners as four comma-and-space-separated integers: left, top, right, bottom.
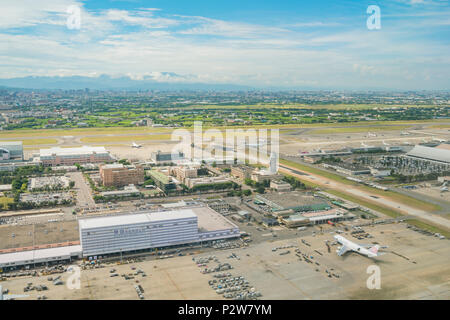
279, 159, 450, 231
69, 172, 95, 208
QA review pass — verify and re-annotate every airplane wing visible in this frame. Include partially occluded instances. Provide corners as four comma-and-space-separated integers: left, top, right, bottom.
359, 244, 388, 249
337, 246, 351, 256
3, 294, 29, 300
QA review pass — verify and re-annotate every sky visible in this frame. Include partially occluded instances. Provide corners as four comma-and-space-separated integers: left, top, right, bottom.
0, 0, 449, 90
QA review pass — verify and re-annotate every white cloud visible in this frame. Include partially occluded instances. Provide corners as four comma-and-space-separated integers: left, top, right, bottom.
0, 1, 448, 89
0, 0, 81, 29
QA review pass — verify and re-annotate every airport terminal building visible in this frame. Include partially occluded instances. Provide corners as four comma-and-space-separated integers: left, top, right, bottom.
79, 207, 240, 257
37, 146, 115, 166
0, 206, 240, 269
406, 145, 450, 165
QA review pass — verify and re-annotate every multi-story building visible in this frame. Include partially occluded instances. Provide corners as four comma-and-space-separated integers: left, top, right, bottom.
38, 146, 115, 166
231, 165, 254, 180
100, 163, 144, 187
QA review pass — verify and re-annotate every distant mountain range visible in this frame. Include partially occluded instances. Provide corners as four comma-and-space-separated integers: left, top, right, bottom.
0, 75, 429, 92
0, 74, 254, 91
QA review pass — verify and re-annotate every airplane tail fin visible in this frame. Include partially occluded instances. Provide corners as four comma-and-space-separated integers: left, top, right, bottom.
369, 245, 380, 255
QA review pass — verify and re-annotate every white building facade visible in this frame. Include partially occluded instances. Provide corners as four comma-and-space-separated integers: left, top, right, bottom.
79, 210, 199, 257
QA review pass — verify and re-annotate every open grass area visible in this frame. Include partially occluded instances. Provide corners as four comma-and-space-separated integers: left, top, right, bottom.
20, 138, 58, 146
0, 197, 14, 210
312, 125, 411, 134
280, 159, 440, 213
0, 126, 174, 139
429, 124, 450, 129
407, 219, 450, 238
80, 134, 172, 143
182, 103, 440, 110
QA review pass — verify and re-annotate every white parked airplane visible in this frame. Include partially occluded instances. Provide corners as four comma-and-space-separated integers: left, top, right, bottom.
334, 235, 387, 258
247, 138, 267, 148
367, 132, 377, 137
361, 142, 374, 148
131, 142, 142, 148
432, 137, 446, 143
382, 140, 390, 146
0, 285, 28, 300
401, 131, 410, 136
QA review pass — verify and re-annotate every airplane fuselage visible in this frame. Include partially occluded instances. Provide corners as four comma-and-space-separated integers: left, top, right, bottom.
334, 235, 379, 258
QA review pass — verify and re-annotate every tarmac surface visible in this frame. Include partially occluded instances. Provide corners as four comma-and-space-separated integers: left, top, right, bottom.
1, 222, 449, 300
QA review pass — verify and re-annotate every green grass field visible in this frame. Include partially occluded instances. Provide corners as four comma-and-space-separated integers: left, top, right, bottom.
182, 103, 439, 110
80, 134, 172, 143
21, 138, 58, 146
312, 125, 411, 134
0, 126, 174, 139
0, 197, 14, 210
407, 219, 450, 238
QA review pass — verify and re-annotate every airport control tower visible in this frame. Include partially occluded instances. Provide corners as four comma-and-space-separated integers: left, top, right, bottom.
269, 152, 278, 174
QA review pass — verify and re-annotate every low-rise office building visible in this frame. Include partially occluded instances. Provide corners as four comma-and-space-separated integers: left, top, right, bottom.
185, 176, 231, 189
100, 184, 141, 198
270, 180, 291, 192
148, 169, 177, 193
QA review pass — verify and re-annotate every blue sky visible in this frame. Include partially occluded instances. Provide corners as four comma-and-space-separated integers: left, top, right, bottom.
0, 0, 449, 89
